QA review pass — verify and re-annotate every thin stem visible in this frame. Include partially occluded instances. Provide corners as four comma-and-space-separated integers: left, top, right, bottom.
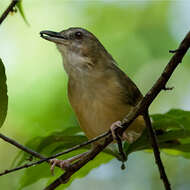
0, 0, 19, 25
0, 133, 44, 159
143, 111, 171, 190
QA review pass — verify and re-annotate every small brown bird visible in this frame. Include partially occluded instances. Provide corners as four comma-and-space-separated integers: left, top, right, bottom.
40, 27, 145, 171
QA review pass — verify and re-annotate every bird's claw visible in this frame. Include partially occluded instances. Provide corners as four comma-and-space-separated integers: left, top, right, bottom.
110, 121, 127, 141
50, 158, 71, 175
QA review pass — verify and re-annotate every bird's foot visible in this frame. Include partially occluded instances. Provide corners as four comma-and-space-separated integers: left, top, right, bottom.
110, 121, 141, 144
110, 121, 127, 141
110, 121, 127, 165
50, 158, 71, 175
49, 152, 88, 175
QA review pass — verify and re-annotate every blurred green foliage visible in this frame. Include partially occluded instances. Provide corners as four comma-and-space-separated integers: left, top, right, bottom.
1, 1, 190, 190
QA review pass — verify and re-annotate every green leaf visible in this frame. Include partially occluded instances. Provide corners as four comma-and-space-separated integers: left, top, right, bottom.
18, 162, 50, 190
151, 109, 190, 130
125, 109, 190, 157
0, 58, 8, 128
16, 109, 190, 189
12, 127, 86, 167
16, 0, 29, 25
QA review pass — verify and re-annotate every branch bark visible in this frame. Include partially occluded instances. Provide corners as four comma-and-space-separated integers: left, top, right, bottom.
0, 0, 19, 25
44, 30, 190, 190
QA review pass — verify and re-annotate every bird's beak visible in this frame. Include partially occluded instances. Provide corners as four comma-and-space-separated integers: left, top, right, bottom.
40, 30, 68, 44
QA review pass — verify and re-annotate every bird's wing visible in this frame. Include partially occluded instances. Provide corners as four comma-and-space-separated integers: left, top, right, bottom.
108, 62, 143, 107
120, 74, 143, 106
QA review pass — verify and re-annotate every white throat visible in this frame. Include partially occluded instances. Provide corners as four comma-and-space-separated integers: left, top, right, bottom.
60, 48, 93, 78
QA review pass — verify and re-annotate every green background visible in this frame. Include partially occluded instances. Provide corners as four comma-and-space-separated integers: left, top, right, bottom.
1, 0, 190, 190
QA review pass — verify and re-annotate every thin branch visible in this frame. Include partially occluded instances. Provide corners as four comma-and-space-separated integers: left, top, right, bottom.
0, 133, 45, 159
0, 131, 109, 176
0, 0, 19, 25
143, 111, 171, 190
44, 30, 190, 190
163, 86, 174, 91
44, 139, 113, 190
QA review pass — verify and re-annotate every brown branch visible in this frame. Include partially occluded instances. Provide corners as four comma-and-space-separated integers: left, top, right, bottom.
0, 131, 109, 176
0, 0, 19, 25
44, 30, 190, 190
0, 133, 45, 159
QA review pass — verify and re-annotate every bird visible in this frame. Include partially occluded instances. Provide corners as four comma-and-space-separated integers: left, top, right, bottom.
40, 27, 146, 172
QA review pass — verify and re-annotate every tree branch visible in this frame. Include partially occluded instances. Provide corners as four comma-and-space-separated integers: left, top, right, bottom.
0, 131, 109, 176
0, 0, 19, 25
44, 30, 190, 190
0, 133, 44, 159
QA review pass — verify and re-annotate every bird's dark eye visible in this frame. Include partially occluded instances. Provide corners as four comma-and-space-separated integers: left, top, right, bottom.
75, 31, 83, 39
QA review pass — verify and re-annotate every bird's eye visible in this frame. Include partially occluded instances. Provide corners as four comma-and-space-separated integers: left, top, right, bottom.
75, 31, 83, 39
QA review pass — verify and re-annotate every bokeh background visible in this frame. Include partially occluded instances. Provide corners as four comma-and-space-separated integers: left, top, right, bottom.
1, 0, 190, 189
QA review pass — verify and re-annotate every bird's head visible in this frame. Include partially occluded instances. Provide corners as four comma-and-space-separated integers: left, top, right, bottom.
40, 27, 113, 74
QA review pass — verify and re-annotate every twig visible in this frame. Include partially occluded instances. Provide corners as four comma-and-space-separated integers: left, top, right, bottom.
0, 133, 44, 159
143, 111, 171, 190
169, 49, 178, 53
0, 131, 109, 176
0, 0, 19, 25
44, 30, 190, 190
163, 86, 174, 91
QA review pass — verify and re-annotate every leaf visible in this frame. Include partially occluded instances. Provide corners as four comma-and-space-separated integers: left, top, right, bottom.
0, 58, 8, 128
151, 109, 190, 130
16, 0, 29, 25
13, 127, 86, 167
16, 109, 190, 189
18, 162, 50, 190
125, 109, 190, 157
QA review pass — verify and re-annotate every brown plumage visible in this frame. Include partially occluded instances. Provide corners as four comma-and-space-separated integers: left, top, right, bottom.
40, 27, 145, 170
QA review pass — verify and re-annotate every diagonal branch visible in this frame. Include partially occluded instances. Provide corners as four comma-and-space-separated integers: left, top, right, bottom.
44, 30, 190, 190
0, 0, 19, 25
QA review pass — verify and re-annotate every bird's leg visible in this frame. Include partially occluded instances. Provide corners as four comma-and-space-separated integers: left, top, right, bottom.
110, 121, 127, 168
50, 151, 88, 175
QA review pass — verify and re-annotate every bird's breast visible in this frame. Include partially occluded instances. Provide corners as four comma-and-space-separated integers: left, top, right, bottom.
68, 75, 132, 139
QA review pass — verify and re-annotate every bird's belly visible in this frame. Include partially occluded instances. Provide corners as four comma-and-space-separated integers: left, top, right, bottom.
74, 98, 131, 139
77, 101, 145, 144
